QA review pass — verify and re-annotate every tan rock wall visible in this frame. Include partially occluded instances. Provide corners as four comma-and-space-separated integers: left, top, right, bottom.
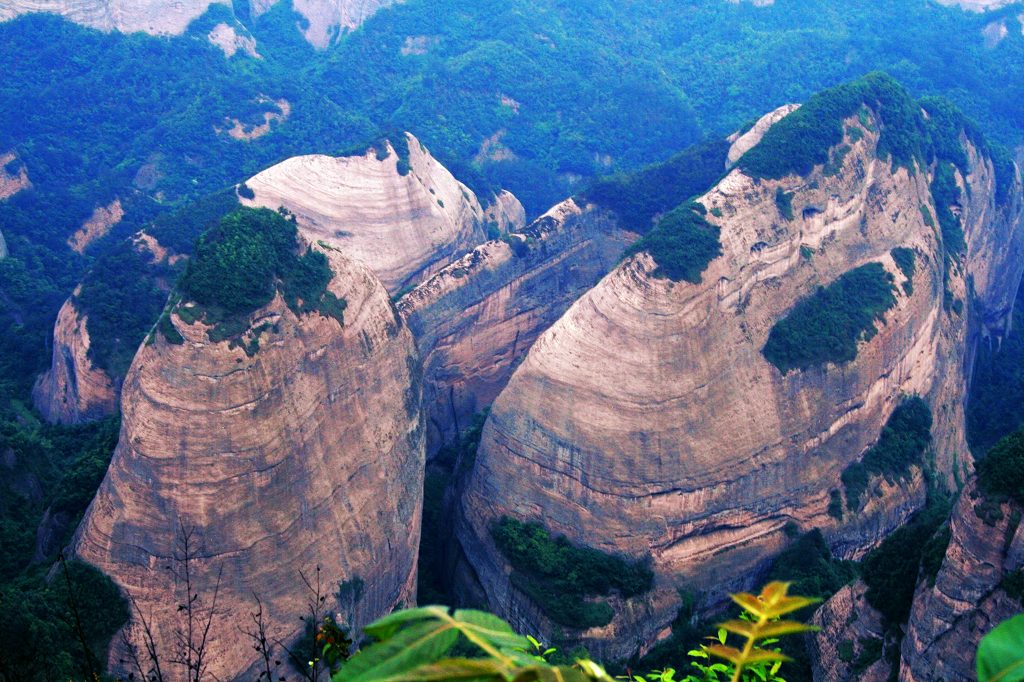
0, 0, 229, 35
456, 115, 1024, 659
73, 245, 424, 681
400, 198, 634, 457
243, 134, 488, 293
32, 297, 119, 424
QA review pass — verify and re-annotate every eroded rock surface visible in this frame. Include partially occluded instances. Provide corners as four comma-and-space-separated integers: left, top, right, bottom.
0, 151, 30, 201
456, 108, 1024, 658
810, 581, 892, 682
400, 198, 635, 457
0, 0, 229, 35
32, 296, 119, 425
67, 198, 124, 253
253, 0, 396, 48
73, 242, 424, 681
243, 134, 490, 292
900, 481, 1024, 681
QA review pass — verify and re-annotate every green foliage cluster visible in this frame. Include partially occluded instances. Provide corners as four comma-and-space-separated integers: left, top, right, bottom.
177, 207, 344, 340
738, 73, 929, 179
841, 397, 932, 511
0, 560, 129, 681
762, 262, 897, 373
775, 188, 795, 221
890, 247, 916, 296
581, 139, 729, 232
977, 430, 1024, 508
861, 496, 951, 628
622, 203, 721, 284
491, 517, 653, 628
765, 530, 858, 602
931, 162, 965, 256
333, 583, 814, 682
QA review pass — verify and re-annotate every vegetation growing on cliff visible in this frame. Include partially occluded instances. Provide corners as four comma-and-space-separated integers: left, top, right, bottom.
977, 430, 1024, 508
841, 397, 933, 512
622, 202, 721, 283
581, 139, 729, 232
762, 262, 897, 373
738, 73, 929, 179
491, 517, 654, 628
891, 247, 916, 296
176, 207, 345, 341
861, 496, 951, 628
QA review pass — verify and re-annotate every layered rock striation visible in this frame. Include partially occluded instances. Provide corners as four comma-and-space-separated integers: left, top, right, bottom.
456, 95, 1024, 658
900, 480, 1024, 681
400, 198, 635, 457
73, 240, 424, 680
243, 134, 492, 293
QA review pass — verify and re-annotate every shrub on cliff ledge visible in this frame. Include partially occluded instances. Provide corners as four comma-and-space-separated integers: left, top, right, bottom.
177, 207, 345, 340
739, 72, 929, 179
762, 262, 897, 373
978, 430, 1024, 507
491, 517, 653, 628
622, 202, 721, 283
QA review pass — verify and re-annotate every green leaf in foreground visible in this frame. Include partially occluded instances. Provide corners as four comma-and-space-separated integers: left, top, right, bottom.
978, 613, 1024, 682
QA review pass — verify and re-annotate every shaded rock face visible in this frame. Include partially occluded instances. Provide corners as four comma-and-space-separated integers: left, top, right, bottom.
73, 244, 424, 681
243, 134, 492, 293
0, 229, 6, 259
32, 297, 119, 425
900, 481, 1024, 682
399, 198, 635, 457
0, 0, 230, 35
809, 581, 891, 682
456, 112, 1024, 658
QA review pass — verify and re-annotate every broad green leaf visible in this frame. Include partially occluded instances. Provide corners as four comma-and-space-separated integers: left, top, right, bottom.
376, 658, 509, 681
363, 606, 450, 641
978, 613, 1024, 682
334, 621, 460, 682
454, 609, 531, 650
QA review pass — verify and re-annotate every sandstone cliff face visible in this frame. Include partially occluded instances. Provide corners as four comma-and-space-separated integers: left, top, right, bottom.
0, 0, 229, 35
399, 198, 635, 457
456, 111, 1024, 658
73, 241, 423, 681
243, 134, 490, 293
32, 296, 119, 425
251, 0, 396, 48
725, 104, 800, 167
67, 198, 124, 254
810, 581, 892, 682
900, 481, 1024, 681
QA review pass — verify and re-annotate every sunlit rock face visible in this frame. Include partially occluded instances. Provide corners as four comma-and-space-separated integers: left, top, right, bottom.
399, 198, 636, 458
73, 241, 425, 681
0, 0, 230, 35
243, 134, 491, 294
0, 0, 394, 45
455, 105, 1024, 659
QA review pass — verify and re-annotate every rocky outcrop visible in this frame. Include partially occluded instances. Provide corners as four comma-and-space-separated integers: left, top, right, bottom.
0, 229, 7, 259
399, 198, 635, 457
900, 481, 1024, 681
242, 134, 491, 293
726, 104, 800, 166
207, 22, 259, 58
32, 296, 119, 425
73, 241, 424, 681
252, 0, 396, 48
67, 198, 124, 254
0, 0, 230, 35
0, 0, 392, 44
0, 150, 30, 201
809, 581, 891, 682
456, 105, 1024, 659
